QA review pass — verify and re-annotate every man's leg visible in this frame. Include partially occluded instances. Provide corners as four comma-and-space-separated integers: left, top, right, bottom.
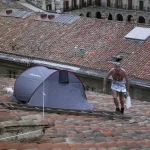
112, 90, 120, 112
119, 92, 125, 114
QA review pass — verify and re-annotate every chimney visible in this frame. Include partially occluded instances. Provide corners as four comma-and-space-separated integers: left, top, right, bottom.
6, 9, 12, 15
48, 15, 55, 20
40, 14, 47, 19
59, 71, 69, 83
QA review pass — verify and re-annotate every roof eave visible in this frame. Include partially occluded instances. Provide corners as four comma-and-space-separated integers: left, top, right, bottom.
0, 52, 150, 88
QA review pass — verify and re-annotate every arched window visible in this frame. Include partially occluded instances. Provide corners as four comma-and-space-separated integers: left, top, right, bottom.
138, 16, 145, 23
108, 13, 112, 20
127, 15, 133, 22
116, 14, 123, 21
96, 12, 101, 19
86, 12, 92, 17
79, 13, 84, 16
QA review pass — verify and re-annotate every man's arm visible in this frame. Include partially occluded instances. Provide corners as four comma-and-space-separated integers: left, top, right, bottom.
124, 71, 130, 94
103, 69, 113, 93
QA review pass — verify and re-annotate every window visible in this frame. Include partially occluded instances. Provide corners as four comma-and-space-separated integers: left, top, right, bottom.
64, 1, 69, 10
8, 71, 17, 79
95, 0, 101, 6
116, 0, 122, 8
86, 86, 90, 91
139, 1, 144, 10
9, 71, 12, 78
125, 27, 150, 41
91, 87, 95, 91
107, 0, 110, 7
46, 4, 52, 10
87, 0, 92, 6
128, 0, 132, 9
72, 0, 77, 8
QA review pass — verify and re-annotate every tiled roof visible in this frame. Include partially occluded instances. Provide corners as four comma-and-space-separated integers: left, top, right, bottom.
35, 13, 80, 24
0, 2, 150, 81
0, 0, 28, 10
0, 8, 33, 18
0, 78, 150, 149
52, 14, 80, 24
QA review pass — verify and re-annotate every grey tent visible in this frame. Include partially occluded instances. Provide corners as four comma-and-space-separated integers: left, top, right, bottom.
13, 66, 94, 110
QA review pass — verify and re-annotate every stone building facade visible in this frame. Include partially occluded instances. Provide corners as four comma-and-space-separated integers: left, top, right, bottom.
38, 0, 150, 24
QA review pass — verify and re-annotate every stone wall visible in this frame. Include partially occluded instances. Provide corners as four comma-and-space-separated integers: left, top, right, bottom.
68, 6, 150, 24
0, 61, 27, 78
0, 61, 150, 101
38, 0, 150, 24
75, 74, 150, 102
0, 114, 54, 142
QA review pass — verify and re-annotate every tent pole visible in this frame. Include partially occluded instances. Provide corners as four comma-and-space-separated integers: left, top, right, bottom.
43, 81, 45, 119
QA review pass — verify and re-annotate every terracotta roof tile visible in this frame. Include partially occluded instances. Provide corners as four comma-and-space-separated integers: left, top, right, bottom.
0, 3, 150, 81
0, 78, 150, 149
0, 0, 28, 11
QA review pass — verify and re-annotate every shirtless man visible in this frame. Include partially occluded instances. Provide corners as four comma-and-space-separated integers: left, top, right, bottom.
103, 63, 129, 114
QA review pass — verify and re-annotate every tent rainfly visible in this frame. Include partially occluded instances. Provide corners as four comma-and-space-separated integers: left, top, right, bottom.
13, 66, 94, 110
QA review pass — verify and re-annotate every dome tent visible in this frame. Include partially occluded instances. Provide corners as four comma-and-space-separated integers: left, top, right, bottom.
13, 66, 94, 110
